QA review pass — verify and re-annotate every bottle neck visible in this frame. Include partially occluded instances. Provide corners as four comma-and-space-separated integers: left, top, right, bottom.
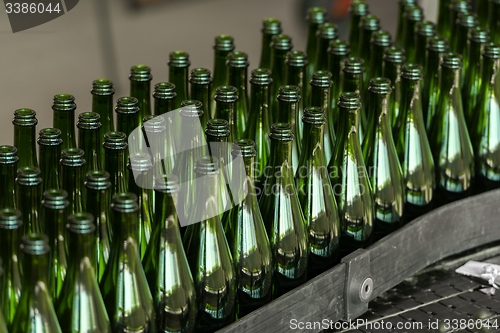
425, 49, 442, 78
0, 161, 17, 208
370, 44, 386, 77
349, 15, 363, 56
154, 190, 178, 234
215, 101, 237, 137
367, 91, 391, 132
61, 164, 83, 214
67, 231, 96, 271
440, 66, 461, 92
0, 226, 21, 269
14, 124, 37, 168
169, 66, 188, 104
130, 81, 152, 117
343, 72, 363, 94
104, 148, 126, 194
481, 57, 499, 88
154, 95, 176, 115
113, 209, 139, 241
260, 33, 274, 68
467, 40, 484, 78
249, 82, 270, 122
22, 252, 49, 287
306, 23, 320, 65
301, 122, 324, 158
53, 109, 76, 149
213, 50, 231, 88
277, 99, 299, 125
286, 66, 306, 99
116, 112, 139, 138
78, 127, 101, 171
399, 77, 424, 135
269, 139, 294, 174
92, 94, 114, 135
310, 85, 331, 112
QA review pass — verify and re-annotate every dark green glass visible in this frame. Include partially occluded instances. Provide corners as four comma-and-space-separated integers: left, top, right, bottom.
453, 12, 478, 59
183, 156, 236, 332
429, 53, 475, 204
358, 15, 380, 64
16, 166, 42, 235
368, 30, 392, 83
60, 148, 85, 215
190, 68, 212, 131
463, 27, 490, 126
42, 189, 69, 302
437, 0, 452, 39
342, 57, 366, 141
0, 294, 8, 333
472, 43, 500, 191
295, 107, 340, 277
127, 153, 154, 260
277, 85, 302, 173
247, 69, 272, 188
316, 23, 338, 71
153, 82, 176, 116
130, 64, 153, 125
212, 35, 235, 117
401, 5, 424, 62
259, 123, 308, 298
103, 132, 128, 196
396, 64, 436, 220
489, 0, 500, 44
424, 36, 449, 130
259, 18, 282, 69
227, 52, 249, 133
56, 213, 111, 333
142, 174, 196, 332
0, 208, 22, 329
142, 114, 173, 177
214, 86, 239, 143
91, 78, 115, 152
382, 46, 406, 137
414, 21, 437, 67
53, 93, 77, 150
169, 51, 190, 109
328, 93, 373, 255
286, 51, 308, 147
77, 112, 102, 177
450, 0, 472, 41
0, 146, 18, 209
13, 108, 38, 169
85, 170, 112, 282
306, 7, 327, 85
37, 129, 62, 193
395, 0, 417, 47
115, 96, 140, 155
477, 0, 489, 28
11, 234, 62, 333
224, 140, 272, 317
270, 34, 293, 124
328, 39, 350, 136
100, 193, 155, 332
348, 1, 369, 58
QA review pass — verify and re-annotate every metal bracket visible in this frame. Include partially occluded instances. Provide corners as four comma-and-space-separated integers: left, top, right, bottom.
341, 248, 373, 320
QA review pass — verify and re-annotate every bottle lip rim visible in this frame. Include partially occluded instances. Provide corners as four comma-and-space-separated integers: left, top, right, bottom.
21, 233, 50, 255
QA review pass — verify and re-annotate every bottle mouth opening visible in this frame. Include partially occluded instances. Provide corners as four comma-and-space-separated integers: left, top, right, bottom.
168, 50, 191, 67
271, 34, 293, 51
310, 71, 333, 87
318, 23, 338, 39
61, 148, 86, 167
403, 6, 424, 21
231, 139, 256, 158
469, 27, 490, 43
92, 78, 115, 95
343, 57, 365, 74
77, 112, 101, 129
85, 170, 111, 190
52, 94, 76, 111
214, 34, 235, 52
21, 233, 50, 255
227, 51, 249, 68
103, 132, 128, 149
270, 123, 294, 141
129, 153, 152, 171
286, 50, 308, 67
215, 86, 239, 103
0, 208, 22, 229
368, 77, 392, 94
361, 15, 380, 30
427, 36, 449, 52
441, 52, 462, 69
338, 92, 361, 111
206, 119, 230, 137
42, 189, 69, 209
112, 192, 139, 213
483, 43, 500, 59
67, 213, 96, 234
129, 64, 152, 82
277, 85, 301, 101
143, 115, 165, 132
262, 18, 282, 35
416, 21, 436, 36
155, 174, 180, 193
383, 47, 406, 63
250, 68, 273, 85
190, 68, 212, 84
402, 63, 423, 80
194, 156, 220, 175
180, 100, 204, 118
371, 30, 392, 46
16, 166, 42, 186
306, 7, 327, 24
350, 1, 368, 16
154, 82, 176, 99
13, 108, 38, 126
0, 145, 18, 164
328, 39, 350, 56
457, 13, 478, 27
302, 107, 326, 125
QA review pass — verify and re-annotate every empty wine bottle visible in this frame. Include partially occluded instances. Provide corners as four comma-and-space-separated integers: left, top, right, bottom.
13, 108, 38, 169
103, 132, 128, 196
368, 30, 392, 83
143, 114, 173, 177
16, 166, 42, 235
295, 107, 340, 277
270, 34, 293, 124
190, 68, 212, 130
286, 51, 308, 147
0, 208, 22, 329
53, 93, 77, 150
212, 35, 235, 116
306, 7, 327, 85
0, 146, 18, 209
153, 82, 176, 116
223, 140, 272, 317
11, 234, 62, 333
396, 64, 435, 220
429, 53, 475, 205
227, 51, 250, 133
437, 0, 452, 39
358, 15, 380, 64
100, 192, 156, 332
215, 86, 239, 143
143, 174, 197, 333
183, 156, 236, 332
413, 21, 437, 67
60, 148, 85, 215
342, 57, 366, 141
328, 93, 373, 255
77, 112, 102, 177
401, 5, 424, 61
449, 0, 472, 41
130, 64, 153, 124
38, 129, 62, 193
259, 18, 281, 70
328, 39, 350, 136
277, 85, 302, 172
316, 23, 338, 72
259, 123, 308, 298
383, 46, 406, 137
348, 1, 369, 58
115, 96, 140, 155
169, 51, 190, 109
91, 78, 115, 151
56, 213, 111, 333
395, 0, 417, 47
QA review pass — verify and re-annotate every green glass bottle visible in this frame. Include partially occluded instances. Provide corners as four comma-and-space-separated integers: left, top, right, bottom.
212, 35, 235, 117
214, 86, 239, 142
413, 21, 437, 67
424, 36, 449, 130
270, 34, 293, 124
437, 0, 452, 39
477, 0, 489, 28
259, 18, 282, 69
153, 82, 176, 116
13, 108, 38, 169
16, 167, 42, 235
11, 233, 62, 333
295, 107, 340, 277
42, 189, 69, 303
382, 46, 406, 137
395, 0, 417, 48
142, 174, 197, 333
227, 52, 249, 132
91, 78, 115, 151
286, 51, 308, 147
142, 114, 173, 177
0, 293, 8, 333
53, 93, 77, 150
472, 43, 500, 191
316, 23, 338, 72
103, 132, 128, 196
358, 15, 380, 64
169, 51, 190, 109
429, 52, 475, 205
401, 5, 424, 62
0, 146, 18, 209
259, 123, 308, 298
130, 64, 153, 125
224, 140, 272, 317
100, 192, 155, 332
247, 68, 272, 188
60, 148, 85, 215
348, 1, 369, 58
306, 7, 327, 84
127, 153, 154, 260
84, 170, 112, 283
368, 30, 392, 83
277, 85, 302, 173
396, 64, 436, 220
489, 0, 500, 44
115, 96, 140, 155
328, 93, 373, 255
453, 13, 478, 60
308, 72, 335, 164
328, 39, 350, 136
180, 99, 207, 139
183, 156, 236, 332
190, 68, 212, 130
0, 208, 22, 329
450, 0, 472, 41
463, 27, 490, 126
77, 112, 102, 177
56, 212, 111, 333
342, 57, 366, 141
37, 129, 62, 193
